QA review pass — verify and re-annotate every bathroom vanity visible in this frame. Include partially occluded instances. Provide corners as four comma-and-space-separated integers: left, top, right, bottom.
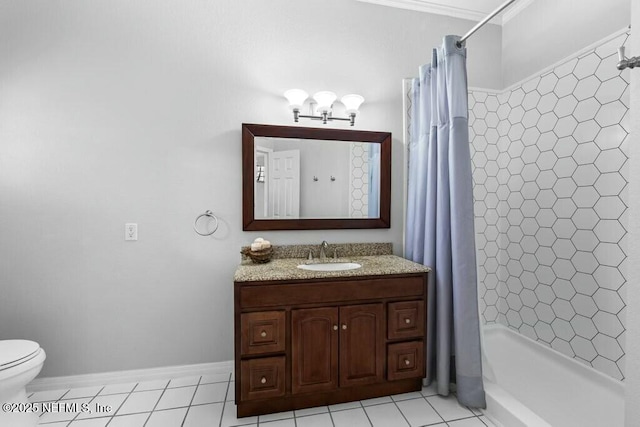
233, 247, 429, 417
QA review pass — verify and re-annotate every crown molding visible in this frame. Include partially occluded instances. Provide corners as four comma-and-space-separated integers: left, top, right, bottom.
355, 0, 492, 23
355, 0, 534, 25
501, 0, 536, 24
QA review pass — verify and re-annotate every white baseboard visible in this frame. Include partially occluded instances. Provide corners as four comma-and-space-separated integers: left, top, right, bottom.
27, 360, 234, 392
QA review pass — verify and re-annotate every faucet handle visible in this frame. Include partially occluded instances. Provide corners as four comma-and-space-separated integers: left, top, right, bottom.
618, 46, 626, 62
333, 249, 338, 259
319, 240, 329, 259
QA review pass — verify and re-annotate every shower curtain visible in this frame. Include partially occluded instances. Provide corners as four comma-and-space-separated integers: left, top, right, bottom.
405, 35, 486, 408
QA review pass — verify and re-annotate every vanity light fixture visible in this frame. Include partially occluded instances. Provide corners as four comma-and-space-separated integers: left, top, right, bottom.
284, 89, 364, 126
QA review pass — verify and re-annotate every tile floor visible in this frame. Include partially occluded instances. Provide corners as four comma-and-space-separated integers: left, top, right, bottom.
30, 372, 496, 427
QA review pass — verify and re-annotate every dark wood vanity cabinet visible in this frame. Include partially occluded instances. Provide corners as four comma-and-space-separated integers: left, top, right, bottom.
291, 307, 338, 394
291, 304, 385, 394
338, 304, 385, 387
234, 272, 428, 417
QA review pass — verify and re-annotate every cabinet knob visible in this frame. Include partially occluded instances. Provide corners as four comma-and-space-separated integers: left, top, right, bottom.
260, 330, 267, 337
260, 376, 267, 384
404, 359, 411, 366
333, 325, 338, 331
405, 318, 411, 324
342, 324, 347, 330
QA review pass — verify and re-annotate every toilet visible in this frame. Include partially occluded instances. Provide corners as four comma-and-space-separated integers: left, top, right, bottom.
0, 340, 46, 427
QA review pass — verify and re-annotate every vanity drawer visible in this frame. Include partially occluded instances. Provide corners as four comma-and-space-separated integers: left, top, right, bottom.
387, 301, 425, 340
387, 341, 424, 381
240, 276, 425, 308
241, 311, 286, 356
240, 356, 286, 401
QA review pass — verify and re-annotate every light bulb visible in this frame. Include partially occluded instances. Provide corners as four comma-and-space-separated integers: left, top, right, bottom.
313, 91, 337, 113
284, 89, 308, 110
341, 94, 364, 115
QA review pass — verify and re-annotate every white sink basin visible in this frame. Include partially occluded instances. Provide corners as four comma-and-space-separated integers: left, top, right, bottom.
297, 262, 362, 272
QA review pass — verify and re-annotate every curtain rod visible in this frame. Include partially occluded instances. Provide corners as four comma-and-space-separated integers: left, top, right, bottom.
457, 0, 518, 48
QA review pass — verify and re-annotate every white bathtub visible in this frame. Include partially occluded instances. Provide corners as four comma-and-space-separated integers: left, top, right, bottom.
482, 324, 625, 427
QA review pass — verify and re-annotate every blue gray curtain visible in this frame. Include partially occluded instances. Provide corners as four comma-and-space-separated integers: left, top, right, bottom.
405, 35, 486, 408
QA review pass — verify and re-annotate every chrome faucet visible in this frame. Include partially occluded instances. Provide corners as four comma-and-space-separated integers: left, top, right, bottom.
319, 241, 329, 261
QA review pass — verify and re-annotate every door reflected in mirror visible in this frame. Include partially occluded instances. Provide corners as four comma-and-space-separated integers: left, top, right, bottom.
254, 138, 380, 220
242, 124, 391, 231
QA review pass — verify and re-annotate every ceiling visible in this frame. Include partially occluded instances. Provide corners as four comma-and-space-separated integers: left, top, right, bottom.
355, 0, 535, 25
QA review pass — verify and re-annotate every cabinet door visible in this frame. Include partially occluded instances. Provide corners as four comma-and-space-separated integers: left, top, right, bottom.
240, 356, 286, 401
388, 301, 425, 340
292, 307, 339, 394
339, 303, 385, 387
241, 311, 286, 356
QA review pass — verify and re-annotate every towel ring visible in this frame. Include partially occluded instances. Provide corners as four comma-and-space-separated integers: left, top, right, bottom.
194, 210, 219, 236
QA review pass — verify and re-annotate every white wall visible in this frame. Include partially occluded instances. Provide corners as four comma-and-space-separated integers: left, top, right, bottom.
624, 0, 640, 423
502, 0, 630, 87
258, 139, 352, 218
0, 0, 501, 376
298, 141, 350, 218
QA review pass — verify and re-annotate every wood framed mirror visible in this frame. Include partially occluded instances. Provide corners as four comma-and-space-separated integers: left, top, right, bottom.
242, 123, 391, 231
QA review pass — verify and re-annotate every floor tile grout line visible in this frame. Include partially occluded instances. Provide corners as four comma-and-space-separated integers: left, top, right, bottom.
180, 375, 203, 427
360, 395, 423, 409
33, 375, 483, 427
390, 396, 413, 427
104, 389, 142, 426
35, 388, 73, 423
160, 382, 202, 391
325, 407, 336, 427
421, 395, 446, 424
105, 410, 155, 425
440, 414, 489, 426
454, 414, 484, 422
106, 381, 141, 421
107, 382, 144, 425
58, 385, 105, 401
218, 377, 232, 427
36, 374, 234, 426
294, 408, 332, 419
142, 379, 173, 427
66, 385, 106, 424
358, 400, 375, 427
329, 402, 373, 427
292, 408, 335, 425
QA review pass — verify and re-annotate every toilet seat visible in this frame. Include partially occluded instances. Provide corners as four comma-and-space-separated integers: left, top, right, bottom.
0, 340, 41, 372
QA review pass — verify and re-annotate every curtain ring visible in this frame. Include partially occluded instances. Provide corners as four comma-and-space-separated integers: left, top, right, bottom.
194, 210, 219, 236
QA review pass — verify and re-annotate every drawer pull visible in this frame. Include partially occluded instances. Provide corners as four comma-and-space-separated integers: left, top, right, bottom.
260, 330, 267, 337
405, 318, 411, 324
260, 376, 267, 384
333, 325, 338, 331
342, 324, 347, 330
404, 359, 411, 366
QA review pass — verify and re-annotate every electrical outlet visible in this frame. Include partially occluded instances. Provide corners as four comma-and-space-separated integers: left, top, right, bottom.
125, 223, 138, 241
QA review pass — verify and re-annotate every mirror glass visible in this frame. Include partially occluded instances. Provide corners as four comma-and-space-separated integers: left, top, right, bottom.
254, 138, 380, 220
242, 124, 391, 231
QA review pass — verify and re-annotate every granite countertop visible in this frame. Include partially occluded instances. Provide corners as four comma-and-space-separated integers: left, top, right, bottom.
234, 254, 430, 283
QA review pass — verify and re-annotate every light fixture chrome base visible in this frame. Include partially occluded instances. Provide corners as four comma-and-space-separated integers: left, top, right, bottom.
292, 109, 356, 126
